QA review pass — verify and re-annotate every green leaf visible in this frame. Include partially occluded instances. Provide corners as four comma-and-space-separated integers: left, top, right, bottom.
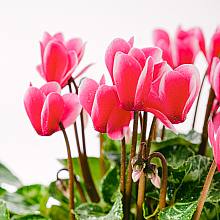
75, 192, 123, 220
0, 162, 22, 187
101, 165, 120, 204
11, 214, 48, 220
49, 205, 69, 220
0, 201, 10, 220
158, 202, 197, 220
58, 157, 110, 191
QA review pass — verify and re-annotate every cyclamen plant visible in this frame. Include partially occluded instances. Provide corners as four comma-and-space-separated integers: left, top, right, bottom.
1, 27, 220, 220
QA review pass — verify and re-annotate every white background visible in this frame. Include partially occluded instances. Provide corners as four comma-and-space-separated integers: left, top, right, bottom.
0, 0, 219, 185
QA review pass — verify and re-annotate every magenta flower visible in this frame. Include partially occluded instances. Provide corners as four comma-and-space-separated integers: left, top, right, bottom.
78, 77, 132, 140
209, 26, 220, 62
208, 113, 220, 171
37, 32, 86, 88
24, 82, 81, 136
145, 64, 200, 125
153, 27, 206, 67
112, 47, 162, 110
209, 57, 220, 101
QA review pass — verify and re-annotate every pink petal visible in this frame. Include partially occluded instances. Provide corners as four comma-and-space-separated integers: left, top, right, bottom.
60, 51, 78, 87
153, 29, 174, 68
132, 169, 143, 182
43, 41, 69, 83
24, 87, 45, 135
209, 28, 220, 62
61, 93, 82, 128
142, 47, 163, 63
208, 120, 215, 149
113, 53, 142, 110
213, 112, 220, 133
107, 106, 132, 140
36, 65, 46, 80
128, 36, 134, 47
150, 173, 161, 189
91, 85, 118, 133
78, 78, 99, 115
40, 82, 61, 96
134, 57, 154, 110
41, 93, 64, 136
175, 65, 200, 118
53, 33, 64, 42
209, 57, 220, 84
41, 32, 52, 51
105, 38, 132, 84
65, 38, 83, 55
215, 128, 220, 171
212, 61, 220, 101
128, 48, 146, 69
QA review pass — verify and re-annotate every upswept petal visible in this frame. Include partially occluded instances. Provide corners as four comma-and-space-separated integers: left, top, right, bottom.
105, 38, 132, 83
107, 106, 132, 140
43, 41, 69, 83
113, 52, 142, 110
61, 93, 82, 128
53, 33, 64, 43
141, 47, 163, 63
40, 82, 61, 96
24, 87, 45, 135
128, 48, 146, 69
41, 32, 52, 51
209, 57, 220, 84
212, 61, 220, 101
175, 65, 200, 117
41, 93, 64, 136
153, 29, 170, 46
78, 78, 99, 115
159, 70, 191, 123
134, 57, 154, 110
91, 85, 118, 133
65, 38, 84, 55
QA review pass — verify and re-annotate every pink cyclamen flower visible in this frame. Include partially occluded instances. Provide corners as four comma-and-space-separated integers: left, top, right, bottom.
112, 46, 162, 111
37, 32, 86, 87
153, 27, 206, 67
209, 57, 220, 101
145, 64, 200, 126
209, 26, 220, 62
208, 112, 220, 171
78, 77, 132, 140
24, 82, 82, 136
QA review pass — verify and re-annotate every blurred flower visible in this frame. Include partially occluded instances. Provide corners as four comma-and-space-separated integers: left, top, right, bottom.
209, 57, 220, 101
78, 76, 132, 140
24, 82, 81, 136
37, 32, 86, 87
208, 112, 220, 171
208, 26, 220, 63
153, 27, 206, 67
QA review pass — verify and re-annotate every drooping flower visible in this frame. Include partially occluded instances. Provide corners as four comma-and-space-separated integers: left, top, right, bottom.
37, 32, 87, 88
208, 112, 220, 171
153, 27, 206, 67
78, 77, 132, 140
24, 82, 81, 136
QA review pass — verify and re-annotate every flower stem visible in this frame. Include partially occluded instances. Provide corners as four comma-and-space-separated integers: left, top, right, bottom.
193, 160, 216, 220
120, 137, 126, 210
192, 72, 206, 130
124, 111, 139, 220
148, 152, 168, 210
69, 81, 100, 202
137, 115, 156, 220
199, 87, 215, 155
59, 123, 75, 220
161, 125, 165, 140
99, 133, 106, 178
